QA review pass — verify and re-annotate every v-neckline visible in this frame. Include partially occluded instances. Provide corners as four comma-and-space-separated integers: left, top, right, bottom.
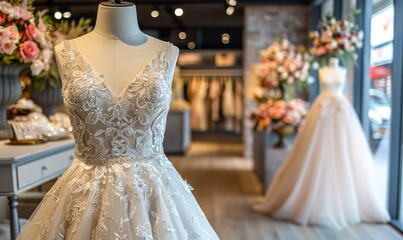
70, 39, 168, 98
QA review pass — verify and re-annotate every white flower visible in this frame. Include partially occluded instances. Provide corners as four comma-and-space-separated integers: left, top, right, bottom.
308, 76, 316, 84
30, 59, 44, 76
331, 40, 338, 49
42, 49, 52, 63
254, 87, 265, 98
312, 62, 319, 70
358, 30, 364, 40
294, 71, 301, 79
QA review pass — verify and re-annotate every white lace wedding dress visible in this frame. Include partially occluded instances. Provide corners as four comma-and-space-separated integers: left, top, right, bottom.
17, 40, 220, 240
253, 60, 390, 229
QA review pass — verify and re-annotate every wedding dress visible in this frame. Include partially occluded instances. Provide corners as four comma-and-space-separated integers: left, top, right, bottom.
17, 40, 220, 240
253, 59, 390, 229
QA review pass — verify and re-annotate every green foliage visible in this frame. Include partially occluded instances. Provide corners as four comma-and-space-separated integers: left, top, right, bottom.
311, 49, 356, 68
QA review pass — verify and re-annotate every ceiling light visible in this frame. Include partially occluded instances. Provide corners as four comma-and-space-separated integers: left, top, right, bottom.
188, 42, 196, 49
54, 11, 62, 20
174, 8, 184, 17
227, 0, 237, 6
179, 31, 187, 40
63, 11, 71, 18
151, 10, 159, 18
222, 33, 230, 44
226, 6, 235, 16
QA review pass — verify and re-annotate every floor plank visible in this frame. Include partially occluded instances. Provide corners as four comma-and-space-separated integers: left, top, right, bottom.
169, 137, 403, 240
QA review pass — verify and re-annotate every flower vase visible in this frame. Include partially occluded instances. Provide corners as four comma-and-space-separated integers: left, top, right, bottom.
0, 64, 27, 139
273, 125, 295, 148
30, 82, 63, 116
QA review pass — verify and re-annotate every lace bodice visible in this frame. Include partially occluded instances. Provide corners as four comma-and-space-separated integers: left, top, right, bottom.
318, 65, 346, 96
57, 40, 174, 162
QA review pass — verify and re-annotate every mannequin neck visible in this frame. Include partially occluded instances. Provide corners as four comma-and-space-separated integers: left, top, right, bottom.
93, 4, 147, 45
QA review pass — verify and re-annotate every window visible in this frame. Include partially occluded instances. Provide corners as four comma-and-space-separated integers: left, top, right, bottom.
368, 1, 394, 208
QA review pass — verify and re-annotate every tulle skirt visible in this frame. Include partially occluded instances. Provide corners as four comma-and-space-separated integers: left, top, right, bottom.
253, 92, 391, 229
17, 154, 220, 240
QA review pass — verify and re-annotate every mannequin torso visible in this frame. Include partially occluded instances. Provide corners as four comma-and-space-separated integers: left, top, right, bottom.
55, 3, 179, 95
318, 58, 346, 96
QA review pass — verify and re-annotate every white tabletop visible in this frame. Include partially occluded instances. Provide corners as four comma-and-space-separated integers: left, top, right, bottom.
0, 138, 75, 164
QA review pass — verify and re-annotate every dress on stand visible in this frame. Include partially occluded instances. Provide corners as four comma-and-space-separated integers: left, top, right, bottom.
253, 64, 390, 229
17, 40, 220, 240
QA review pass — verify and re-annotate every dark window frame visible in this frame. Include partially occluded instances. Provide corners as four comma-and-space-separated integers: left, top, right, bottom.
389, 0, 403, 229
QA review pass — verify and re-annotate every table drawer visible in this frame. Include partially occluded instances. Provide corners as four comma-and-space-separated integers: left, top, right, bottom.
17, 149, 74, 190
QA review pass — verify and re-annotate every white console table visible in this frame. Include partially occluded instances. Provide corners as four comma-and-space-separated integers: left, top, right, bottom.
0, 138, 75, 240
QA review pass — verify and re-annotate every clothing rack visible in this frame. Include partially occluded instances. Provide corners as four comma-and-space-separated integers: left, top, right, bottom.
179, 72, 243, 134
181, 69, 243, 77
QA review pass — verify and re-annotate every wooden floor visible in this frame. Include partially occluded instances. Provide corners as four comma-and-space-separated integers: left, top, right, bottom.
169, 136, 403, 240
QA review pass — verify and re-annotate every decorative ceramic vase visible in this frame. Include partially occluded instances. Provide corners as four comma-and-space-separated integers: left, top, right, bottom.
273, 125, 295, 148
30, 81, 63, 116
0, 64, 27, 139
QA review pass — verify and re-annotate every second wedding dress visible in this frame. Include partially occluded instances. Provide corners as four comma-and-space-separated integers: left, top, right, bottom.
17, 40, 220, 239
253, 59, 390, 229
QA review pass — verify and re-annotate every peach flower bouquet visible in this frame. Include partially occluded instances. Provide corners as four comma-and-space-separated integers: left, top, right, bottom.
255, 37, 310, 102
251, 98, 307, 131
309, 11, 363, 68
0, 1, 52, 76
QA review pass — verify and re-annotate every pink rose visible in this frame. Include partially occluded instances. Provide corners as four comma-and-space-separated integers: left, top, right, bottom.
25, 23, 36, 39
19, 40, 39, 62
2, 40, 16, 55
6, 25, 19, 42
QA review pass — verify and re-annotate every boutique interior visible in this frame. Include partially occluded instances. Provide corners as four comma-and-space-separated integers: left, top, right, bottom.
0, 0, 403, 239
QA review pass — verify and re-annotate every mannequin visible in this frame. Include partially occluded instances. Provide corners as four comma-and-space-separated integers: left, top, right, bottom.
318, 58, 346, 96
54, 1, 179, 95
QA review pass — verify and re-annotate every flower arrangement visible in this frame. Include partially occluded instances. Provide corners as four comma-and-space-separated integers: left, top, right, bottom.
0, 1, 52, 76
309, 11, 363, 68
251, 37, 310, 138
255, 38, 310, 101
251, 98, 307, 131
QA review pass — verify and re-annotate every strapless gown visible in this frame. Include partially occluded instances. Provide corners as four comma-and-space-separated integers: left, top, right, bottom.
253, 65, 390, 229
17, 40, 220, 240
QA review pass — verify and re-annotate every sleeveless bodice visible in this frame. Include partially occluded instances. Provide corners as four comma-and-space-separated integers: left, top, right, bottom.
58, 40, 173, 163
319, 66, 346, 95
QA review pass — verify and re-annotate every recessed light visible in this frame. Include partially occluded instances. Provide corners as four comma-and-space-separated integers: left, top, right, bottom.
179, 31, 187, 40
227, 0, 237, 6
151, 10, 159, 18
226, 6, 235, 16
174, 8, 184, 17
188, 42, 196, 49
222, 33, 230, 44
63, 11, 71, 18
54, 11, 62, 20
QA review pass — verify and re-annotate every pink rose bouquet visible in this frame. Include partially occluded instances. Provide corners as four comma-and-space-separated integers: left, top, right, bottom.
309, 11, 363, 68
251, 98, 307, 131
0, 1, 52, 76
255, 37, 310, 102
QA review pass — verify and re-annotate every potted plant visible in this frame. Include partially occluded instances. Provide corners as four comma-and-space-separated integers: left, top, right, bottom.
251, 37, 310, 148
251, 98, 307, 148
